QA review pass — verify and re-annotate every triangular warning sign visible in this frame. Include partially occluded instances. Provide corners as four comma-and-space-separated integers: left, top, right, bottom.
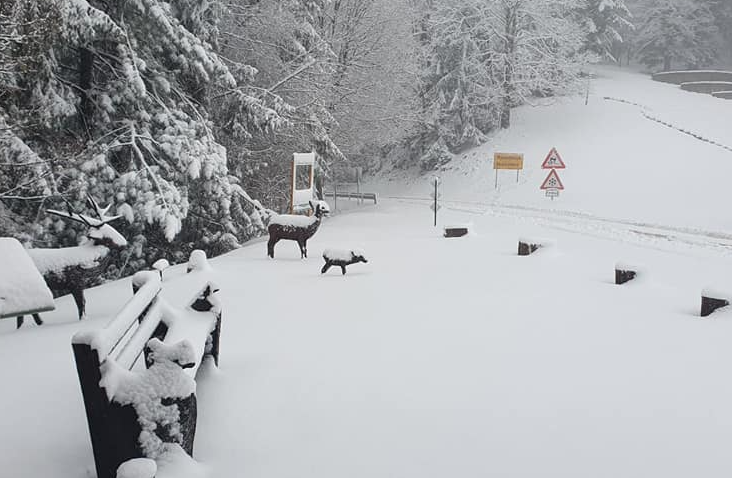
540, 169, 564, 190
541, 148, 566, 169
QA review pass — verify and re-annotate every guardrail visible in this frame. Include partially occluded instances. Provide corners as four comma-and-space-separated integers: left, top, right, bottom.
652, 70, 732, 85
324, 190, 378, 204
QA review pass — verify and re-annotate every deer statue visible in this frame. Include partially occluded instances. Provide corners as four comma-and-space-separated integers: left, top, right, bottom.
267, 200, 330, 259
16, 195, 128, 328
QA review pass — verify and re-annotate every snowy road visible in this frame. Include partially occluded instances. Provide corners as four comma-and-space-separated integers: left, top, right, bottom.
388, 196, 732, 255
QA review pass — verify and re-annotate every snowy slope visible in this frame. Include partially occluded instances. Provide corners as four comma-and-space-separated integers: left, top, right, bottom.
370, 66, 732, 234
2, 67, 732, 478
3, 201, 732, 478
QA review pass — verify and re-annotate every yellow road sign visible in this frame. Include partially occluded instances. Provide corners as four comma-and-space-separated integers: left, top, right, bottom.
494, 153, 524, 170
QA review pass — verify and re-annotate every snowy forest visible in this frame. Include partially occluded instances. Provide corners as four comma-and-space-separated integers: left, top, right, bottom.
1, 0, 730, 277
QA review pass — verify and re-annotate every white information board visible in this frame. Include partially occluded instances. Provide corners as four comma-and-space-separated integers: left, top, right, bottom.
291, 152, 316, 213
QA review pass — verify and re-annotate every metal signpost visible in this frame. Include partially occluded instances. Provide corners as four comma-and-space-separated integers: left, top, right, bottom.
493, 152, 524, 188
429, 176, 441, 226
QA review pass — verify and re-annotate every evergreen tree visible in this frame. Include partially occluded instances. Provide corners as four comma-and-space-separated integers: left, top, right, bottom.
0, 0, 285, 273
635, 0, 719, 71
581, 0, 634, 61
412, 0, 592, 170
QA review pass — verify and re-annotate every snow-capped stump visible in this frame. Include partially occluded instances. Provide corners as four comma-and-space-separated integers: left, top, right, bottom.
321, 249, 368, 275
518, 237, 550, 256
444, 224, 470, 238
267, 200, 330, 259
701, 288, 730, 317
186, 250, 211, 273
72, 270, 223, 478
116, 458, 157, 478
615, 262, 639, 285
0, 238, 55, 326
152, 259, 170, 280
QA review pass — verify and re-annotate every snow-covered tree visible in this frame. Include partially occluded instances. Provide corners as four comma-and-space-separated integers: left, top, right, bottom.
580, 0, 634, 61
411, 0, 592, 170
635, 0, 719, 71
0, 0, 285, 273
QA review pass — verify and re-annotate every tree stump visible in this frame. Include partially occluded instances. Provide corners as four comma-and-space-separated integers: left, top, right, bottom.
615, 268, 637, 285
444, 227, 469, 238
518, 241, 541, 256
701, 294, 729, 317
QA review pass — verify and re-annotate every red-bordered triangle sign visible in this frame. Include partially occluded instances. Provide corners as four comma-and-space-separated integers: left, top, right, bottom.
540, 169, 564, 190
541, 147, 566, 169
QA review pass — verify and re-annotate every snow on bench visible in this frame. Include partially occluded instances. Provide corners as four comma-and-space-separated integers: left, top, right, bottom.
0, 238, 54, 320
71, 252, 222, 478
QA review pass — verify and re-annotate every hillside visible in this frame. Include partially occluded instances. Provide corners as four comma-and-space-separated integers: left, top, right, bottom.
371, 66, 732, 234
1, 67, 732, 478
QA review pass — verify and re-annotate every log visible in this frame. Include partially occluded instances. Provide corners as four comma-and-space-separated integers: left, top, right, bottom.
701, 294, 729, 317
444, 227, 469, 238
518, 241, 541, 256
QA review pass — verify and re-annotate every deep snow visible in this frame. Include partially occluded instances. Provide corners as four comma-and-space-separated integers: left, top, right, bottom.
1, 66, 732, 478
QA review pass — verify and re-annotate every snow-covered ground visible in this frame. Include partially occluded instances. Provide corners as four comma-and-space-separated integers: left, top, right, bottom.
2, 66, 732, 478
370, 66, 732, 235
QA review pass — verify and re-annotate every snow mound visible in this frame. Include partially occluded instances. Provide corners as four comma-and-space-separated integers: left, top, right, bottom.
518, 236, 556, 247
702, 287, 732, 300
615, 261, 646, 273
153, 259, 170, 272
186, 250, 211, 273
323, 248, 365, 262
269, 214, 318, 228
28, 245, 110, 275
116, 458, 157, 478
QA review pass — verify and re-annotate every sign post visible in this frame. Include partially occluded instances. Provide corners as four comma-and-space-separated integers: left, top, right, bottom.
539, 147, 566, 200
493, 153, 524, 188
430, 176, 441, 226
540, 168, 564, 200
541, 147, 566, 170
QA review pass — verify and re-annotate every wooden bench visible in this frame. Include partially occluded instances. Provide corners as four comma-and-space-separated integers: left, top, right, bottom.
72, 263, 221, 478
0, 237, 55, 326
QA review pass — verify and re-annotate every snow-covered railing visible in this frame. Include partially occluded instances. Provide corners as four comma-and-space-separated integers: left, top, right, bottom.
71, 254, 222, 478
680, 81, 732, 95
